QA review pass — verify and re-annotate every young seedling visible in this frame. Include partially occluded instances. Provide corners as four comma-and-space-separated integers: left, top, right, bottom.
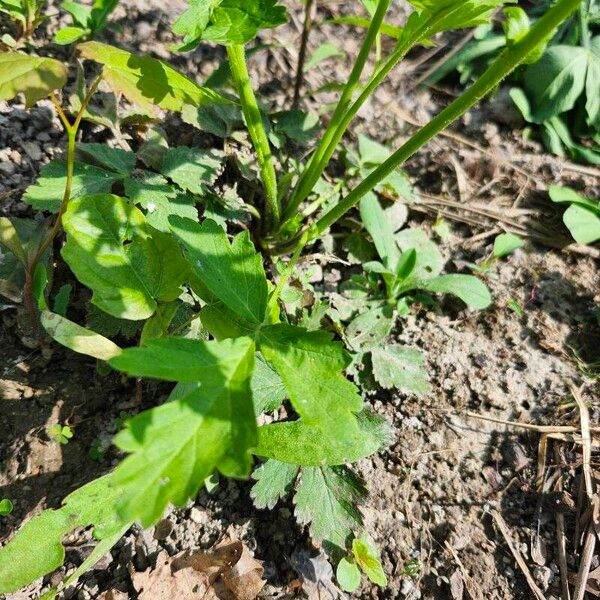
476, 231, 524, 271
0, 0, 45, 46
54, 0, 119, 45
48, 423, 74, 445
336, 535, 387, 593
549, 185, 600, 245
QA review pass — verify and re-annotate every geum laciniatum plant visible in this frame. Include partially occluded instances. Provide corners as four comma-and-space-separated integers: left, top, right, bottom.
0, 0, 585, 595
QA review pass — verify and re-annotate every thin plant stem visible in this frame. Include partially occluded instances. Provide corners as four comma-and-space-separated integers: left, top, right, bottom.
267, 230, 309, 313
227, 44, 280, 231
25, 76, 102, 333
579, 0, 590, 48
312, 0, 582, 237
293, 0, 316, 108
273, 0, 582, 253
283, 0, 391, 222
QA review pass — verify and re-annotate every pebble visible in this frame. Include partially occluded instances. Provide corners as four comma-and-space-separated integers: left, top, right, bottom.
189, 506, 209, 524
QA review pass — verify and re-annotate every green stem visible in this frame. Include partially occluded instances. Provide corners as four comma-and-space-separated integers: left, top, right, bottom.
25, 76, 101, 334
283, 0, 391, 222
227, 44, 279, 231
309, 0, 582, 239
579, 0, 590, 48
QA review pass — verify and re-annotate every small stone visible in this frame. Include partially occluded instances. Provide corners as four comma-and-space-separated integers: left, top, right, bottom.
189, 506, 208, 524
533, 566, 553, 591
20, 141, 42, 161
153, 518, 173, 540
0, 162, 15, 176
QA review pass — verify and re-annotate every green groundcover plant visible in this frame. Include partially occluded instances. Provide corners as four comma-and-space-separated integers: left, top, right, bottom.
0, 0, 584, 595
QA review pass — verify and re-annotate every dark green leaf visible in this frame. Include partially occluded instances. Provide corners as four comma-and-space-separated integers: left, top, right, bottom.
170, 217, 268, 325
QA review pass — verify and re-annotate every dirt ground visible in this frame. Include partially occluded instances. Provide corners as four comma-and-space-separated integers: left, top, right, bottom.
1, 1, 599, 598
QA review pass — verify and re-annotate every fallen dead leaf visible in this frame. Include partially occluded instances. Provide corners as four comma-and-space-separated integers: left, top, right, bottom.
131, 539, 265, 600
133, 551, 212, 599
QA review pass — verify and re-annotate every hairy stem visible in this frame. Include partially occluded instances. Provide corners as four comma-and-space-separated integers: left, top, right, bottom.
293, 0, 316, 108
283, 0, 392, 222
227, 44, 280, 231
310, 0, 582, 238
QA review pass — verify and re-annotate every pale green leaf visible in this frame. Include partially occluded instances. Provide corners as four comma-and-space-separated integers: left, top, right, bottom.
23, 160, 121, 213
370, 345, 429, 393
173, 0, 287, 47
160, 146, 224, 195
109, 337, 257, 525
41, 310, 122, 361
304, 43, 345, 71
423, 274, 492, 309
250, 459, 298, 509
62, 194, 187, 320
586, 37, 600, 128
55, 25, 88, 45
0, 53, 67, 107
360, 193, 400, 271
0, 475, 129, 594
346, 304, 394, 351
255, 410, 390, 466
251, 354, 286, 414
78, 41, 229, 115
563, 204, 600, 245
493, 232, 523, 258
524, 45, 588, 122
170, 217, 268, 324
352, 537, 387, 586
337, 557, 361, 592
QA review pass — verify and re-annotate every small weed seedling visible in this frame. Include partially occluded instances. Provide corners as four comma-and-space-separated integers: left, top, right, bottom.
0, 0, 45, 47
55, 0, 120, 45
549, 185, 600, 244
48, 423, 74, 445
0, 0, 585, 595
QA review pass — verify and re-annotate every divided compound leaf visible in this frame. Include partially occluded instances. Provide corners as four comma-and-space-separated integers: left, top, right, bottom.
250, 459, 298, 510
160, 146, 224, 196
258, 324, 362, 437
108, 337, 257, 525
251, 354, 287, 414
170, 217, 268, 325
23, 160, 122, 212
78, 41, 230, 115
294, 465, 366, 554
173, 0, 288, 48
255, 410, 390, 466
0, 53, 67, 106
62, 194, 188, 320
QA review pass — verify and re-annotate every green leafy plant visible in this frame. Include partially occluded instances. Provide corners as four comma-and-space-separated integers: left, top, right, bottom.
0, 0, 45, 46
0, 0, 583, 594
336, 535, 387, 592
48, 424, 74, 445
549, 185, 600, 244
54, 0, 119, 45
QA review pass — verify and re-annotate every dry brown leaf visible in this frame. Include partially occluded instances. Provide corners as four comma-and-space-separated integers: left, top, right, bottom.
449, 569, 464, 600
131, 539, 265, 600
98, 590, 129, 600
132, 551, 212, 599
